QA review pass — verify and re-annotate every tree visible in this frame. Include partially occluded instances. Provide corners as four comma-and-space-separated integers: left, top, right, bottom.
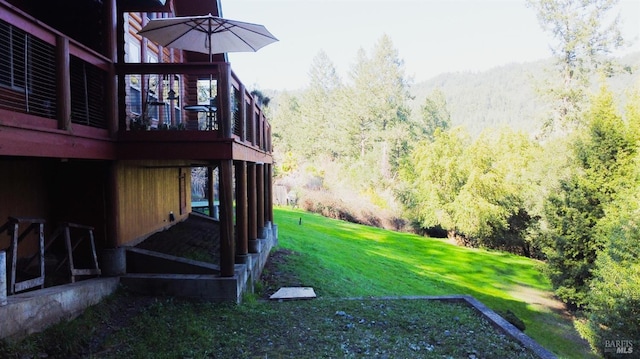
344, 34, 412, 171
527, 0, 625, 131
418, 89, 451, 142
575, 88, 640, 354
401, 126, 540, 255
399, 127, 469, 232
299, 51, 345, 160
542, 85, 635, 307
269, 92, 304, 167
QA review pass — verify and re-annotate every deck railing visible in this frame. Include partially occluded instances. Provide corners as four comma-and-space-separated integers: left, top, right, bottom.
117, 63, 271, 153
0, 10, 110, 132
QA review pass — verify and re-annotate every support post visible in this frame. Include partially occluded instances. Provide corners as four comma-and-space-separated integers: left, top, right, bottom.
235, 161, 248, 260
219, 160, 235, 277
207, 165, 216, 219
56, 36, 71, 131
256, 163, 265, 237
247, 163, 258, 252
217, 63, 233, 138
238, 82, 246, 141
266, 163, 274, 223
105, 0, 118, 136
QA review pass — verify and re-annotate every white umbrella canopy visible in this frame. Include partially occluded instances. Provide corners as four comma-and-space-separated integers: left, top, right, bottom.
137, 13, 278, 58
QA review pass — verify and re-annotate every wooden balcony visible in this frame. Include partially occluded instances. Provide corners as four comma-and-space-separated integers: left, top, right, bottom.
115, 64, 272, 163
0, 1, 272, 163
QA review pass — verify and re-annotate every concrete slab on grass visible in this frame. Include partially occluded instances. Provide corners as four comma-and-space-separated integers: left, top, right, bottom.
270, 287, 316, 300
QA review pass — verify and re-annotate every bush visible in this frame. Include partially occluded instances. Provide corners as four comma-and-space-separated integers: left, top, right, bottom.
297, 189, 405, 231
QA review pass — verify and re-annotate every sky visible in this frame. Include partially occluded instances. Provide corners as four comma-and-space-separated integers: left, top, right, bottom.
222, 0, 640, 91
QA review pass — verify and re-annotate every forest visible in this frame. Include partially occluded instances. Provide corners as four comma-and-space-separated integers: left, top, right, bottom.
261, 0, 639, 356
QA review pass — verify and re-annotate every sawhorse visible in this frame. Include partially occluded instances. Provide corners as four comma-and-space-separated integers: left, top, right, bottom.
0, 217, 46, 294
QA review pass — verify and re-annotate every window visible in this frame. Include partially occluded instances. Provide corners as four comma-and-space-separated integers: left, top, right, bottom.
126, 37, 141, 64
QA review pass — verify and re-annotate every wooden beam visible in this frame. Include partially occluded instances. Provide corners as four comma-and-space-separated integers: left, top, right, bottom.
235, 161, 248, 257
256, 163, 265, 234
218, 159, 235, 277
105, 0, 118, 137
56, 35, 71, 131
247, 163, 258, 244
217, 63, 233, 139
266, 163, 274, 223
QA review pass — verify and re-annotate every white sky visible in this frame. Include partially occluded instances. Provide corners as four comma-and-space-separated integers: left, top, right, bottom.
222, 0, 640, 91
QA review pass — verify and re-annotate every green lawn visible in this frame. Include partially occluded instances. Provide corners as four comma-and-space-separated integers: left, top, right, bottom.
273, 206, 596, 359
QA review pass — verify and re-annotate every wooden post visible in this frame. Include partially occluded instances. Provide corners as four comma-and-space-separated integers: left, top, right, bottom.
247, 163, 258, 250
256, 163, 265, 237
238, 82, 246, 142
207, 165, 216, 219
219, 160, 235, 277
266, 163, 274, 223
115, 1, 127, 132
235, 161, 248, 259
56, 36, 71, 131
105, 161, 120, 248
105, 0, 118, 136
217, 63, 233, 138
249, 94, 257, 146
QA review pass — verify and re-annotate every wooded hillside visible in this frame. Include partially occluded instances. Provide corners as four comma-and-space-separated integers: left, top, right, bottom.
409, 52, 639, 137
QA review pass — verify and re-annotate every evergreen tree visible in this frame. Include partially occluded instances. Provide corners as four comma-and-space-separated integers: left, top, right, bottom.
344, 34, 411, 173
527, 0, 624, 131
300, 51, 345, 160
542, 85, 635, 307
575, 88, 640, 354
419, 89, 451, 142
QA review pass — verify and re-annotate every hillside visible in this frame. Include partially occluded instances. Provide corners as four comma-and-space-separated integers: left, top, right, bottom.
409, 52, 640, 137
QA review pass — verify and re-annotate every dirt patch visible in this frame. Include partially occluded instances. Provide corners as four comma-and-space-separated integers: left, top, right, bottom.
508, 284, 596, 358
257, 248, 305, 299
509, 284, 567, 314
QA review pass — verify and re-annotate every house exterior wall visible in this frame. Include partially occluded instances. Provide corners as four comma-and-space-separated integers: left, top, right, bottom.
0, 158, 111, 256
115, 160, 192, 246
0, 159, 50, 254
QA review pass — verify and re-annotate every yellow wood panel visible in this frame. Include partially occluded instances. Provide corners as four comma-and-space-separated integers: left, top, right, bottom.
115, 160, 191, 246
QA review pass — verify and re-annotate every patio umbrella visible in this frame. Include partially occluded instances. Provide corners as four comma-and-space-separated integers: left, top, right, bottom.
138, 13, 277, 128
138, 13, 278, 61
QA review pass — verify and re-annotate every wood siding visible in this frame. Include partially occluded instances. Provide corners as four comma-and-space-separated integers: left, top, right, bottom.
115, 160, 191, 246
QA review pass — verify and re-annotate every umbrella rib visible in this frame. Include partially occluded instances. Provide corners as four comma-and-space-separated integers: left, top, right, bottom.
140, 19, 209, 48
212, 22, 278, 51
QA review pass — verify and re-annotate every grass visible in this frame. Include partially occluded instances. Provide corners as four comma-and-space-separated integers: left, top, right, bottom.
274, 207, 595, 359
0, 206, 595, 358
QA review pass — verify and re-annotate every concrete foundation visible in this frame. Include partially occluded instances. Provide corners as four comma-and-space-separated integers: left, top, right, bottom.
0, 278, 119, 340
